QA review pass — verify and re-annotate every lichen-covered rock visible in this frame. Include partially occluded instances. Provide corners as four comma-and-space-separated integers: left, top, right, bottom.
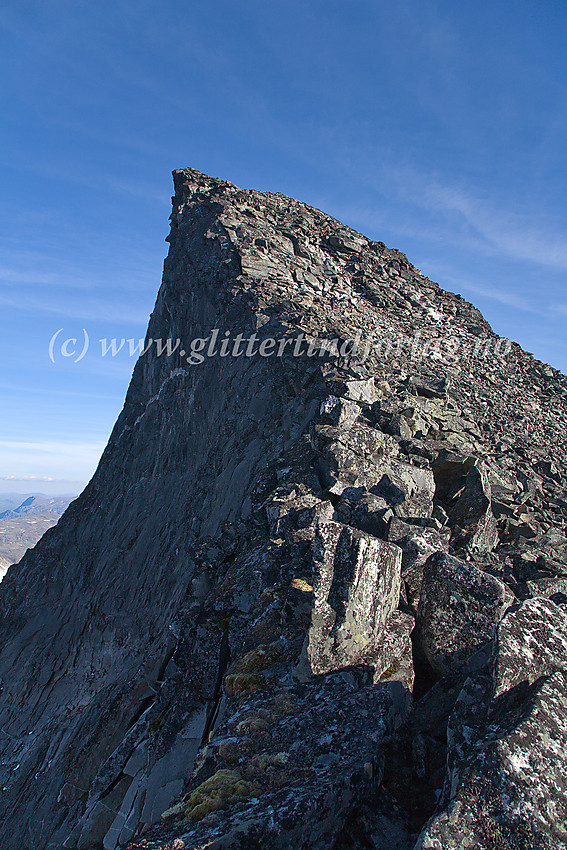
265, 491, 334, 538
312, 420, 400, 492
374, 461, 436, 519
298, 521, 402, 678
319, 395, 361, 429
493, 596, 567, 697
416, 597, 567, 849
334, 490, 393, 540
416, 672, 567, 849
128, 676, 409, 850
415, 552, 512, 675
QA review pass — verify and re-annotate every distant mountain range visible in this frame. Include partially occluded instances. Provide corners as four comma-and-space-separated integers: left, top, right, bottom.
0, 493, 74, 520
0, 493, 75, 578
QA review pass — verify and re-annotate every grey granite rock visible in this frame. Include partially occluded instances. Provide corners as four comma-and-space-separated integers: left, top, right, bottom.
493, 595, 567, 697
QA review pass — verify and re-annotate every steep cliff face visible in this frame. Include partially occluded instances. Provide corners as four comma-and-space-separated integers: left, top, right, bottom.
0, 169, 566, 850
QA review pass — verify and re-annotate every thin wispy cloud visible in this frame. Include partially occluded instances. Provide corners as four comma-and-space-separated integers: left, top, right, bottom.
381, 168, 567, 273
0, 382, 124, 400
0, 292, 151, 324
0, 439, 106, 454
423, 182, 567, 271
0, 263, 156, 291
0, 474, 82, 483
0, 242, 164, 292
328, 150, 567, 274
0, 267, 67, 286
0, 439, 106, 485
441, 275, 538, 314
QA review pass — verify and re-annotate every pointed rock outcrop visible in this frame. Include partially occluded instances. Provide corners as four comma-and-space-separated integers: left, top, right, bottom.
0, 168, 566, 849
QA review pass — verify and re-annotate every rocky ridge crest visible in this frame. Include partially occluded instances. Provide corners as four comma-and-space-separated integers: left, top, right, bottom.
0, 168, 566, 849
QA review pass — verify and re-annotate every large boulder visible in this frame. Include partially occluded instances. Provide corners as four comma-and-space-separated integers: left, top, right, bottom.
493, 595, 567, 696
415, 552, 512, 676
312, 421, 436, 518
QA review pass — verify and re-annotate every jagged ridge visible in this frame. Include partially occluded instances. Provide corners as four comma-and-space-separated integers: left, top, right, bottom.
0, 169, 566, 850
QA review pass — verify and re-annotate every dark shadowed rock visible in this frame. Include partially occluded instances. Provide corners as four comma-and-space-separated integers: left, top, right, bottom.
387, 518, 450, 612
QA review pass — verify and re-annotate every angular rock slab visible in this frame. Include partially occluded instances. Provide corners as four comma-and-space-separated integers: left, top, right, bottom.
312, 422, 435, 518
415, 552, 511, 676
312, 421, 400, 491
300, 521, 402, 677
265, 492, 334, 538
374, 461, 436, 519
387, 518, 450, 612
451, 461, 498, 553
374, 609, 416, 690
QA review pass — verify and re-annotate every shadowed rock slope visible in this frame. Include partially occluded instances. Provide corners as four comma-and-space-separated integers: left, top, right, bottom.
0, 168, 566, 850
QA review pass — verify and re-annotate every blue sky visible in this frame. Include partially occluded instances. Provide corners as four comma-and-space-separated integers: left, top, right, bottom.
1, 0, 566, 494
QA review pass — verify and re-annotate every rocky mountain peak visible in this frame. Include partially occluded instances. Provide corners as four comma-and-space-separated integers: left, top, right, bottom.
0, 169, 566, 849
